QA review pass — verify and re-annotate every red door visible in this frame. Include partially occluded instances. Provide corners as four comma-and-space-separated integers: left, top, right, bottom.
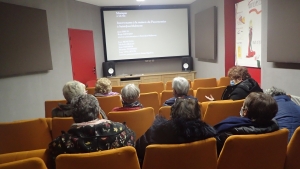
68, 29, 96, 84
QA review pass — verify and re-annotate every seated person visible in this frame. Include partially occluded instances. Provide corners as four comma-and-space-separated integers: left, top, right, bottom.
135, 98, 216, 166
94, 78, 119, 97
52, 80, 87, 117
112, 84, 143, 111
265, 86, 300, 142
164, 76, 197, 106
214, 92, 279, 155
48, 94, 136, 167
206, 66, 263, 101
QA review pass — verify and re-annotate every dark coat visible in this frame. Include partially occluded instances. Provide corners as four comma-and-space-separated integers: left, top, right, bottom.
274, 95, 300, 142
52, 104, 73, 117
214, 116, 279, 155
164, 95, 198, 106
221, 78, 263, 100
135, 116, 216, 166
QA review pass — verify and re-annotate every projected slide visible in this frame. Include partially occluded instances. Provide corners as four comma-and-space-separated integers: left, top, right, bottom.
102, 8, 189, 61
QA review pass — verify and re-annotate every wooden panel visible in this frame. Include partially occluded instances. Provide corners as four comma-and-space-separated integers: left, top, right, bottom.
141, 76, 162, 83
161, 74, 178, 83
178, 73, 194, 81
110, 79, 120, 86
120, 80, 140, 86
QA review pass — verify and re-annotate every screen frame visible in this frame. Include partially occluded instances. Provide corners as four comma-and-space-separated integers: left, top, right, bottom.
100, 5, 191, 62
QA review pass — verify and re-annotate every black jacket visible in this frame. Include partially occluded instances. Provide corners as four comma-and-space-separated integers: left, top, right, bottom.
214, 117, 279, 155
221, 78, 263, 100
135, 116, 216, 166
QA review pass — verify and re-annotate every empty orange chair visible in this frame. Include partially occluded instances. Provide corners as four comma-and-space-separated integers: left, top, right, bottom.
192, 78, 217, 90
108, 107, 155, 139
86, 87, 95, 95
85, 80, 96, 87
0, 157, 48, 169
51, 117, 74, 139
158, 106, 171, 120
45, 99, 67, 118
139, 82, 164, 94
195, 86, 226, 103
112, 86, 124, 94
96, 95, 122, 116
217, 77, 230, 87
139, 92, 160, 114
285, 126, 300, 169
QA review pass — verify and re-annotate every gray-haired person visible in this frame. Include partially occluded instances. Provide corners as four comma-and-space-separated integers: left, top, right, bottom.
112, 84, 143, 111
164, 77, 197, 106
48, 94, 136, 168
265, 86, 300, 142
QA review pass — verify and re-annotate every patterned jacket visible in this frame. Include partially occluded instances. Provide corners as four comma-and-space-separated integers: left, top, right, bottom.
48, 119, 135, 167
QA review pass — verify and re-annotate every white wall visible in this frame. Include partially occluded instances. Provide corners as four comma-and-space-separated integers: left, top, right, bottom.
261, 0, 300, 95
0, 0, 104, 122
190, 0, 225, 79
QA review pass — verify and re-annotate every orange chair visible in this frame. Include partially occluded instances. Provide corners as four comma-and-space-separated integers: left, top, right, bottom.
203, 99, 244, 126
217, 129, 288, 169
285, 126, 300, 169
96, 95, 122, 116
143, 138, 217, 169
158, 106, 171, 120
0, 118, 52, 154
139, 92, 160, 114
45, 99, 67, 118
51, 117, 74, 139
160, 89, 194, 106
85, 80, 96, 87
165, 80, 192, 90
86, 87, 95, 95
217, 77, 230, 87
0, 157, 48, 169
192, 78, 217, 90
112, 86, 124, 94
195, 86, 226, 103
139, 82, 164, 94
108, 107, 155, 139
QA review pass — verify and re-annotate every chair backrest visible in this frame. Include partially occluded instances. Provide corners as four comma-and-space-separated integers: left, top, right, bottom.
139, 92, 160, 114
0, 157, 48, 169
143, 138, 217, 169
56, 146, 140, 169
85, 80, 96, 87
0, 118, 52, 154
139, 82, 164, 94
86, 87, 95, 95
108, 107, 155, 139
165, 80, 192, 90
203, 99, 244, 126
45, 99, 67, 118
217, 129, 289, 169
158, 106, 171, 120
217, 77, 230, 87
285, 126, 300, 169
96, 95, 122, 116
51, 117, 74, 139
192, 78, 217, 90
160, 89, 194, 106
112, 86, 124, 94
195, 86, 226, 103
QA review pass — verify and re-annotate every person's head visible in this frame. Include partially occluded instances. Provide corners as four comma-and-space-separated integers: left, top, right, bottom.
62, 81, 86, 103
170, 98, 201, 120
241, 92, 278, 125
71, 94, 101, 123
121, 84, 140, 104
227, 66, 251, 84
95, 78, 112, 94
172, 77, 190, 97
264, 86, 286, 97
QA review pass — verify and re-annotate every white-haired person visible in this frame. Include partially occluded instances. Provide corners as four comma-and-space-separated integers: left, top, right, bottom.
48, 94, 136, 168
94, 78, 119, 97
163, 76, 197, 106
112, 84, 143, 111
265, 86, 300, 142
52, 80, 87, 117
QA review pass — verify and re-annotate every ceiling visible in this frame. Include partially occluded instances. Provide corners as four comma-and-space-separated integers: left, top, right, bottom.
76, 0, 196, 7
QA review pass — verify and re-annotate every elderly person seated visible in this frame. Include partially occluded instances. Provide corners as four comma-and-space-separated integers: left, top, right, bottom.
214, 92, 279, 155
52, 80, 87, 117
164, 76, 197, 106
48, 94, 136, 167
135, 98, 216, 166
112, 84, 143, 111
265, 86, 300, 142
94, 78, 119, 97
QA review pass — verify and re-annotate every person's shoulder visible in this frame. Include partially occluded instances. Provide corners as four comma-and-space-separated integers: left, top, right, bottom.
164, 97, 176, 106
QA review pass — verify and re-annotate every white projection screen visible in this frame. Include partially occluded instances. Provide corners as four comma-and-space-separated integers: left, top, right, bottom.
101, 6, 191, 62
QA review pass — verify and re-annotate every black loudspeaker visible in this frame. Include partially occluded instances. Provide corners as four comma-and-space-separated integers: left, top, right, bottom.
181, 57, 193, 71
102, 62, 116, 77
